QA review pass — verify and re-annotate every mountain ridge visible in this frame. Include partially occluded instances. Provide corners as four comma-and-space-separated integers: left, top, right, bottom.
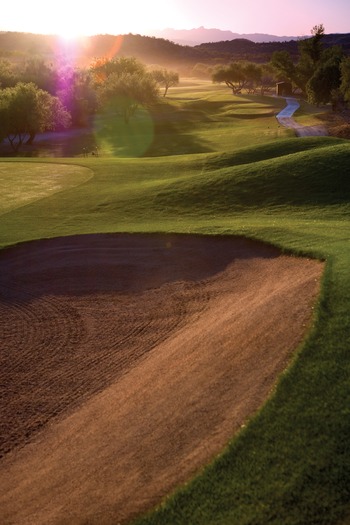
147, 26, 303, 46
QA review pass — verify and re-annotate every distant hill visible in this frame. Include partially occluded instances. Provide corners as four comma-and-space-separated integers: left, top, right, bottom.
194, 33, 350, 62
0, 32, 204, 67
0, 31, 349, 71
148, 27, 301, 46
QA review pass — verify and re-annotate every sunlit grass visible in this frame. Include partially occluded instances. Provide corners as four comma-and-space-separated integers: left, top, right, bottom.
0, 162, 92, 215
146, 91, 291, 156
292, 98, 330, 126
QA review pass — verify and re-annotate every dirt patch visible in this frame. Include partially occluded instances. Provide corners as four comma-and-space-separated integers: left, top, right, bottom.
0, 233, 324, 524
318, 110, 350, 139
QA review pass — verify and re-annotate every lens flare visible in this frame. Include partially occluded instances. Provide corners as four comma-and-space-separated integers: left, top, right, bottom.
93, 102, 155, 158
106, 35, 124, 59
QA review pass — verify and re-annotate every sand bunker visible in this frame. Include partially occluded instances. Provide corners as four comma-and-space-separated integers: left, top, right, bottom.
0, 233, 323, 524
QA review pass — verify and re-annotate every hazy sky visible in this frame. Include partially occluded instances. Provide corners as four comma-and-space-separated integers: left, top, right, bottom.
1, 0, 349, 38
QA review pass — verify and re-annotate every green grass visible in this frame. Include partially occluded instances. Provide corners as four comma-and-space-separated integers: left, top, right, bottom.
7, 86, 292, 158
0, 85, 350, 525
0, 162, 92, 215
292, 98, 330, 127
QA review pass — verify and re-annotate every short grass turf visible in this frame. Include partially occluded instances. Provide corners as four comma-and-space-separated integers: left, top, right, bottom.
0, 101, 350, 524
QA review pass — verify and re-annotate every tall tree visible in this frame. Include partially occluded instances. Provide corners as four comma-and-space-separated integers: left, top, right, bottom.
270, 50, 299, 89
270, 23, 346, 102
299, 24, 325, 65
306, 45, 344, 105
297, 24, 326, 91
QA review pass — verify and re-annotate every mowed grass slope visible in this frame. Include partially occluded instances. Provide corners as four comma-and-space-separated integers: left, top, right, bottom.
0, 86, 350, 525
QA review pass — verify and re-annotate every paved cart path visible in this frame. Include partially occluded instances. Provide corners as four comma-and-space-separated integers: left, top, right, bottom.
276, 97, 328, 136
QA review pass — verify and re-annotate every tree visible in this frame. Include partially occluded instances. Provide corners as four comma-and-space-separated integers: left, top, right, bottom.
306, 46, 344, 105
340, 57, 350, 104
270, 23, 347, 102
151, 69, 179, 97
0, 59, 18, 88
259, 64, 277, 95
98, 72, 159, 123
212, 62, 260, 94
306, 60, 342, 105
243, 63, 262, 94
0, 82, 71, 152
297, 24, 326, 92
18, 57, 58, 95
191, 63, 213, 79
90, 56, 145, 85
270, 50, 299, 89
57, 68, 98, 126
299, 24, 325, 66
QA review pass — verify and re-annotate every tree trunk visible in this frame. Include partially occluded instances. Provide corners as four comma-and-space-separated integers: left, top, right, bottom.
25, 131, 36, 145
8, 134, 21, 153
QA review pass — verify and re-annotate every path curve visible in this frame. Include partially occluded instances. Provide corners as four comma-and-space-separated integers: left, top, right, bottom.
0, 234, 324, 525
276, 97, 328, 136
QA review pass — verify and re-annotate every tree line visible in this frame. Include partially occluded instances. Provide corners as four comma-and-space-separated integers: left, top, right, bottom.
212, 25, 350, 108
0, 56, 179, 152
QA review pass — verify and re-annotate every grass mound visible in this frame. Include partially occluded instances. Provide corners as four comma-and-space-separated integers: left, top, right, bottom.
202, 136, 345, 169
154, 140, 350, 213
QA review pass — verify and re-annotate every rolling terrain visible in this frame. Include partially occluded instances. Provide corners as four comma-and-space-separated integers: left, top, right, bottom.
0, 85, 349, 525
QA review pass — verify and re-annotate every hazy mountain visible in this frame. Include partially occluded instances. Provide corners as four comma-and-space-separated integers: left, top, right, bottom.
148, 27, 302, 46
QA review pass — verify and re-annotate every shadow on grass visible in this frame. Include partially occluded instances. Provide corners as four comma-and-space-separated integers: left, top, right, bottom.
0, 95, 283, 158
0, 101, 214, 158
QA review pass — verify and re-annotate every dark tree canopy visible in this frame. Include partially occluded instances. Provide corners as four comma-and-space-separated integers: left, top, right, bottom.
212, 62, 262, 94
340, 57, 350, 103
90, 57, 146, 85
270, 24, 348, 106
0, 82, 71, 151
98, 71, 159, 123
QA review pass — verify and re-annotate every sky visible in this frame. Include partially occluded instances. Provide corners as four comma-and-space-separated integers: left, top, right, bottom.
1, 0, 349, 38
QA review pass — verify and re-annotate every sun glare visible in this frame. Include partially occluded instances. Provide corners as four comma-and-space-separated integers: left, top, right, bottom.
3, 0, 183, 40
59, 30, 80, 42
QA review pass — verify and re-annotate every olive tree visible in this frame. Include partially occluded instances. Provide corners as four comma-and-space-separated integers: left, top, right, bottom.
0, 82, 71, 152
90, 56, 146, 85
151, 69, 179, 96
212, 62, 261, 94
57, 68, 98, 127
98, 71, 159, 123
0, 59, 18, 88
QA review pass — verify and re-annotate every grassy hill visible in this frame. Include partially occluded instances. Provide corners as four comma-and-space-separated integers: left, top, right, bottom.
0, 85, 350, 524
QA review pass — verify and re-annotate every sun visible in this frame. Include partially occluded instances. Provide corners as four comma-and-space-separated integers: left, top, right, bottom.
42, 5, 98, 40
59, 30, 80, 42
55, 17, 91, 41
